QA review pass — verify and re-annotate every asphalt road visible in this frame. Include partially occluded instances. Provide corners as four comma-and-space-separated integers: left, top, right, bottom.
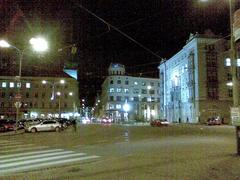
0, 124, 238, 180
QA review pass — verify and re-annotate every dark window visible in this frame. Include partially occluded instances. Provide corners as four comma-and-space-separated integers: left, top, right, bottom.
110, 80, 114, 84
64, 103, 67, 108
228, 89, 233, 97
149, 90, 155, 94
109, 96, 114, 101
133, 97, 139, 101
142, 97, 147, 102
1, 102, 4, 107
142, 89, 147, 94
26, 92, 30, 98
125, 81, 129, 85
42, 102, 45, 108
42, 93, 45, 98
116, 96, 122, 101
1, 92, 5, 98
117, 80, 121, 84
35, 93, 38, 98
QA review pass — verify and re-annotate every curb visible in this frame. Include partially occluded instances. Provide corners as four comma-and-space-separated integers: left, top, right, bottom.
0, 129, 25, 137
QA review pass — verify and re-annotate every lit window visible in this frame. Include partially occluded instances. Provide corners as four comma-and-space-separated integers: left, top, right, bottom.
237, 59, 240, 67
134, 81, 138, 85
1, 82, 6, 88
17, 82, 21, 88
225, 58, 231, 66
26, 83, 31, 88
117, 88, 122, 93
124, 88, 129, 93
10, 82, 14, 88
109, 104, 114, 109
116, 104, 121, 109
109, 88, 114, 93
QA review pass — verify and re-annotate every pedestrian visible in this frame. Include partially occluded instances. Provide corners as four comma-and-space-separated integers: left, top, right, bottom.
72, 119, 77, 132
186, 117, 189, 123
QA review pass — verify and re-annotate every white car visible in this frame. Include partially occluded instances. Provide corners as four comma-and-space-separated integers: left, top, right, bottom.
25, 120, 62, 133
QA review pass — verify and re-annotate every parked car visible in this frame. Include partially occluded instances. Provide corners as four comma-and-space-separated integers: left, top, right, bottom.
0, 119, 16, 131
101, 117, 112, 124
24, 118, 43, 127
0, 124, 6, 132
25, 120, 62, 133
206, 118, 221, 126
150, 119, 169, 127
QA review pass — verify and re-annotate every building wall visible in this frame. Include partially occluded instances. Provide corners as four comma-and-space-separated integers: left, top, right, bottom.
0, 76, 79, 119
97, 64, 160, 122
159, 33, 233, 124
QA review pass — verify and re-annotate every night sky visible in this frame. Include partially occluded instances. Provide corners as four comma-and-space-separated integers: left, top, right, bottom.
1, 0, 240, 104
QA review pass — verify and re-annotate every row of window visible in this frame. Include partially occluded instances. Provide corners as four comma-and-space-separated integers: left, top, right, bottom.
0, 82, 31, 88
0, 82, 69, 89
225, 58, 240, 67
0, 102, 69, 108
1, 92, 71, 99
108, 103, 156, 110
109, 88, 158, 94
109, 96, 160, 102
110, 80, 159, 86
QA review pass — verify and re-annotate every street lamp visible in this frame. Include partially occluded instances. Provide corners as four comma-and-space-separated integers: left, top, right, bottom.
123, 102, 130, 121
56, 91, 74, 118
200, 0, 240, 155
42, 80, 65, 117
0, 37, 48, 131
42, 79, 65, 100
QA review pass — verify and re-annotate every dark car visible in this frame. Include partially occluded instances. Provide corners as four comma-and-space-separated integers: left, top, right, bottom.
150, 119, 170, 127
206, 118, 221, 126
0, 124, 6, 132
0, 120, 16, 131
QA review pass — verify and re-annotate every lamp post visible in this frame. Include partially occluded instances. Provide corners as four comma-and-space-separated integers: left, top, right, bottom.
56, 91, 73, 118
42, 79, 65, 117
0, 37, 48, 131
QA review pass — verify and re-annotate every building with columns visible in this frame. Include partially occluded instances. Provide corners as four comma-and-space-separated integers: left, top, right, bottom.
159, 31, 234, 124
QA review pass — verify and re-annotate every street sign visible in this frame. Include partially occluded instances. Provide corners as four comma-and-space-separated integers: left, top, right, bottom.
14, 102, 22, 108
231, 107, 240, 126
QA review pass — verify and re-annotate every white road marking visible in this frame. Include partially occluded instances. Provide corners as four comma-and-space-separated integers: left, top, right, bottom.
0, 150, 78, 163
0, 146, 48, 153
0, 149, 64, 159
0, 144, 34, 149
0, 155, 100, 175
0, 153, 87, 169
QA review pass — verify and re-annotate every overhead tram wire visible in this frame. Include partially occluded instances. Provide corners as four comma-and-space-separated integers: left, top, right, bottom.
71, 1, 163, 61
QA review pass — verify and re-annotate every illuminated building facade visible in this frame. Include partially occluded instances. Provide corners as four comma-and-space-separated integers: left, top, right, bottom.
96, 63, 160, 122
159, 31, 234, 123
0, 75, 79, 119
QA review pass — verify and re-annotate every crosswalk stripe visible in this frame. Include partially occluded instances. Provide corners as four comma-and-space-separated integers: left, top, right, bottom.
0, 155, 100, 175
0, 149, 63, 159
0, 153, 87, 169
0, 146, 48, 154
0, 150, 79, 163
0, 144, 34, 149
0, 142, 23, 146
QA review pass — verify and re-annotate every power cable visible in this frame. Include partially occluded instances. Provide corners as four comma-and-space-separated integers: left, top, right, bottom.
70, 1, 163, 61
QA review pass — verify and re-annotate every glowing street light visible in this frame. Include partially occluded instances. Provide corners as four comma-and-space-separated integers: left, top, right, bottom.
29, 37, 48, 52
0, 40, 10, 48
0, 37, 48, 132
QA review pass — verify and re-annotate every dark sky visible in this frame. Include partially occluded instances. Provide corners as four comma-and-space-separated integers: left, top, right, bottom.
1, 0, 236, 65
1, 0, 239, 105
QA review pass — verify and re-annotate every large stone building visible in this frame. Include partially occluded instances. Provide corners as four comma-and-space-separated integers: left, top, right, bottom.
0, 75, 79, 119
96, 63, 160, 122
158, 31, 234, 124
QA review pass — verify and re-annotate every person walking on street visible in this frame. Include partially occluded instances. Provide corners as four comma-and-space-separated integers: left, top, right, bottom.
72, 119, 77, 132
